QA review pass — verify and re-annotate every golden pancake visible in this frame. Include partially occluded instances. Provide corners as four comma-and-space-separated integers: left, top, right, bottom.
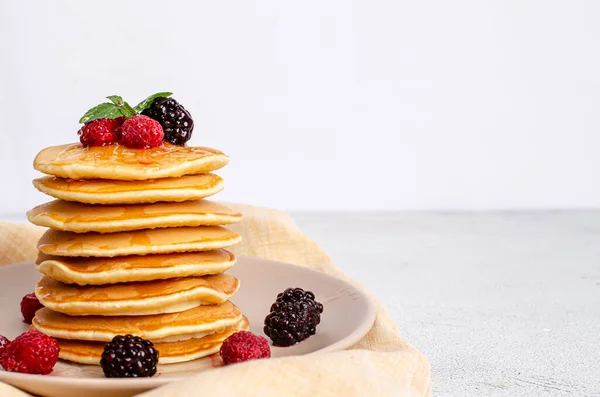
34, 143, 229, 180
27, 199, 242, 233
32, 301, 242, 342
35, 250, 236, 285
37, 226, 241, 257
35, 274, 240, 316
56, 317, 249, 365
32, 174, 224, 204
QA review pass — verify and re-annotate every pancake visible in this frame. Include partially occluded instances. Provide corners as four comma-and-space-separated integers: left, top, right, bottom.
37, 226, 241, 257
32, 174, 224, 204
35, 250, 236, 285
56, 316, 249, 365
35, 274, 240, 316
27, 199, 242, 233
34, 143, 229, 180
32, 301, 242, 342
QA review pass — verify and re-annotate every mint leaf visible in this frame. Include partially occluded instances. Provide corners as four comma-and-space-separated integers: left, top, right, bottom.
134, 92, 173, 112
106, 95, 124, 106
79, 103, 125, 124
80, 93, 166, 123
122, 101, 137, 118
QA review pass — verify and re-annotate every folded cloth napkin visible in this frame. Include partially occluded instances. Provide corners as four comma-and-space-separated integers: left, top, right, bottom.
0, 204, 431, 397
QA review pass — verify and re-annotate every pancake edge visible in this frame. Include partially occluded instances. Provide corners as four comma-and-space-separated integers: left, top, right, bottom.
27, 212, 243, 233
56, 317, 250, 365
35, 255, 236, 285
32, 179, 224, 204
32, 310, 242, 342
35, 278, 240, 316
37, 234, 242, 257
34, 154, 230, 181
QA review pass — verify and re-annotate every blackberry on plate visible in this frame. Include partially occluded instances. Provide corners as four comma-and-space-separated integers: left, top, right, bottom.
100, 335, 159, 378
142, 97, 194, 145
263, 287, 323, 347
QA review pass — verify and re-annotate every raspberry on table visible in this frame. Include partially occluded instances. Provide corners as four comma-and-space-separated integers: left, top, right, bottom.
0, 335, 10, 357
220, 331, 270, 365
100, 335, 159, 378
142, 97, 194, 145
0, 330, 59, 375
120, 115, 164, 149
264, 287, 323, 347
20, 292, 44, 324
78, 118, 123, 147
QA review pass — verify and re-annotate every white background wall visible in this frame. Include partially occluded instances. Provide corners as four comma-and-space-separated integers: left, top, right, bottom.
1, 0, 599, 213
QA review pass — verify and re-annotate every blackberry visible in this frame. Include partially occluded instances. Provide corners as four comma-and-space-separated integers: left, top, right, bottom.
100, 335, 158, 378
142, 97, 194, 145
263, 287, 323, 347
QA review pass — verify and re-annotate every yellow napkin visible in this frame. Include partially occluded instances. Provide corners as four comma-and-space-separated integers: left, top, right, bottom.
0, 204, 431, 397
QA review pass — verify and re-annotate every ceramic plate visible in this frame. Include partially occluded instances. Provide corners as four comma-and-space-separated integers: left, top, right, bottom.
0, 256, 376, 397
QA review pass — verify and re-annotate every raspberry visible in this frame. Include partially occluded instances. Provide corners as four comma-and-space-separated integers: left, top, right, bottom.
101, 335, 158, 378
264, 288, 323, 346
0, 336, 10, 357
220, 331, 270, 365
142, 97, 194, 145
21, 293, 44, 324
120, 115, 164, 149
78, 118, 123, 147
0, 330, 59, 375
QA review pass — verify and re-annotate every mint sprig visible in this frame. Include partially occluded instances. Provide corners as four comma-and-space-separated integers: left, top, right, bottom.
79, 102, 125, 124
79, 96, 136, 123
134, 92, 172, 113
106, 95, 124, 107
79, 92, 173, 124
122, 102, 137, 117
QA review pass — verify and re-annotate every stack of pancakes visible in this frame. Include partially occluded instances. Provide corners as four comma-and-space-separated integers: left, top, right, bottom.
26, 142, 248, 365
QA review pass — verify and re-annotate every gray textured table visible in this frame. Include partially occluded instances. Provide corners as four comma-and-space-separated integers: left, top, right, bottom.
292, 212, 600, 397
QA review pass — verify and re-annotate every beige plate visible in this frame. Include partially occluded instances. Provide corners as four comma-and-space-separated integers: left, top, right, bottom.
0, 257, 376, 397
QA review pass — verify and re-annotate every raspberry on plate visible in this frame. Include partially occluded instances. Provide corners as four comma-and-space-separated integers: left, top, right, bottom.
264, 287, 323, 347
0, 330, 59, 375
100, 335, 159, 378
120, 115, 164, 149
78, 118, 123, 147
21, 292, 44, 324
0, 335, 10, 357
220, 331, 270, 365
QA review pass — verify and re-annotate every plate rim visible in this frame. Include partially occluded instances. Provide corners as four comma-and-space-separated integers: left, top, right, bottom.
0, 256, 377, 389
